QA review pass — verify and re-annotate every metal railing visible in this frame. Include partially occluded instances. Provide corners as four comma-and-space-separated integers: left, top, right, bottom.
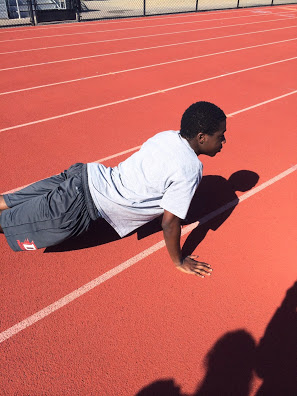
0, 0, 296, 27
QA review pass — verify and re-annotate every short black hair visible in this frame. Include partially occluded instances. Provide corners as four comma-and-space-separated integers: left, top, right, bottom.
180, 101, 226, 139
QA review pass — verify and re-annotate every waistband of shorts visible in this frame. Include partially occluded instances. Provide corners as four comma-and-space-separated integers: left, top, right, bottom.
81, 164, 100, 221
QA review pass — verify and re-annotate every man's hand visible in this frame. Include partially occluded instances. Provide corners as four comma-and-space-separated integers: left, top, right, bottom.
176, 255, 213, 277
161, 211, 213, 278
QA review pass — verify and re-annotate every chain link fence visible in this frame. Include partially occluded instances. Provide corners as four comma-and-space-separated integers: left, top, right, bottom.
1, 0, 296, 27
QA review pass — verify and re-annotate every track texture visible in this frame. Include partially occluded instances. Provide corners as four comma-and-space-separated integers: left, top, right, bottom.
0, 5, 297, 395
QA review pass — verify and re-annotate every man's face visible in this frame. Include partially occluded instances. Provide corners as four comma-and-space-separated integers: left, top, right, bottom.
200, 119, 227, 157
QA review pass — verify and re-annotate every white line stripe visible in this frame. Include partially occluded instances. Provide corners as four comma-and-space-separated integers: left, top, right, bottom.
1, 36, 296, 96
227, 90, 297, 117
1, 23, 296, 56
182, 165, 297, 229
1, 20, 295, 74
277, 6, 297, 10
0, 19, 296, 71
0, 18, 294, 71
2, 146, 142, 195
2, 90, 296, 195
1, 56, 297, 133
0, 164, 296, 343
0, 8, 255, 35
0, 13, 275, 43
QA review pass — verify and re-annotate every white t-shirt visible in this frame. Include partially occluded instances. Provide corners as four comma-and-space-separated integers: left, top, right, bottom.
87, 131, 203, 237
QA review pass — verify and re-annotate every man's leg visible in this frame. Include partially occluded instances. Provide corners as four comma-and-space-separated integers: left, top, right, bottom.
2, 163, 84, 209
0, 196, 8, 232
0, 172, 91, 251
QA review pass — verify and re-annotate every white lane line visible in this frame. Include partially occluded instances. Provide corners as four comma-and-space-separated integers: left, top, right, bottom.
1, 36, 296, 96
2, 90, 297, 195
184, 165, 297, 228
1, 23, 296, 56
227, 91, 297, 117
1, 56, 296, 134
276, 6, 297, 11
0, 8, 255, 35
0, 20, 296, 72
0, 13, 275, 43
0, 19, 295, 73
0, 163, 296, 344
1, 19, 294, 72
2, 146, 142, 195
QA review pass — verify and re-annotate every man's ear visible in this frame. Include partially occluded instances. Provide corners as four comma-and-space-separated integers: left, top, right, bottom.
197, 132, 205, 143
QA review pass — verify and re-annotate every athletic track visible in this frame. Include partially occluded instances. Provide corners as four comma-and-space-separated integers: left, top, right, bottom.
0, 5, 296, 395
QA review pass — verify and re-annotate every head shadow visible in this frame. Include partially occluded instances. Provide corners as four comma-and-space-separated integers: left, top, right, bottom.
181, 170, 259, 257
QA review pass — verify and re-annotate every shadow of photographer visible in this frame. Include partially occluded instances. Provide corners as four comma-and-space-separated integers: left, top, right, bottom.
135, 282, 297, 396
255, 281, 297, 395
136, 330, 256, 396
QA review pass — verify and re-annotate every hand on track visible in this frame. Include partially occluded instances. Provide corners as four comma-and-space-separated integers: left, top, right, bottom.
177, 255, 213, 277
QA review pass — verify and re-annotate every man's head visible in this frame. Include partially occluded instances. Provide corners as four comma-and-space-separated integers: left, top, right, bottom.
180, 101, 227, 156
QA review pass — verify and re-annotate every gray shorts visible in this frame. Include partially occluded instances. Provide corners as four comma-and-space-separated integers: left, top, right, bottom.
0, 163, 99, 252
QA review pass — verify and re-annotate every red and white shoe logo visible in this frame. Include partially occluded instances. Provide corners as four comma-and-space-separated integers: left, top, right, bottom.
17, 239, 37, 251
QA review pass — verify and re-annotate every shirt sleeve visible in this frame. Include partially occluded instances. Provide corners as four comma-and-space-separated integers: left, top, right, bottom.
160, 173, 201, 220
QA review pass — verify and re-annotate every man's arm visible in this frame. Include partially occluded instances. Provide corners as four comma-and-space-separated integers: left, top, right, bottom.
161, 210, 213, 277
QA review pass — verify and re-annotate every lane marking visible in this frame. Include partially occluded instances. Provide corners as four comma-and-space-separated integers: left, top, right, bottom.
185, 165, 297, 227
1, 57, 297, 133
0, 163, 296, 344
276, 6, 297, 11
0, 7, 258, 34
1, 23, 296, 56
1, 36, 297, 96
0, 18, 294, 70
2, 146, 142, 195
0, 13, 277, 43
2, 90, 297, 194
275, 13, 296, 18
227, 91, 297, 117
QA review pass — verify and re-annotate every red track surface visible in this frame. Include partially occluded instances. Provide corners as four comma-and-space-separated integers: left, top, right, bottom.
0, 5, 296, 395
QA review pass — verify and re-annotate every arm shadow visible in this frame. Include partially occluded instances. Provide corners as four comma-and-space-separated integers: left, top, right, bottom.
255, 281, 297, 395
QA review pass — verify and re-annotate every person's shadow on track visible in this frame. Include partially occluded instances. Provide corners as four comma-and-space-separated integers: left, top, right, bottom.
255, 281, 297, 396
135, 330, 256, 396
134, 282, 297, 396
45, 170, 259, 253
193, 330, 256, 396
